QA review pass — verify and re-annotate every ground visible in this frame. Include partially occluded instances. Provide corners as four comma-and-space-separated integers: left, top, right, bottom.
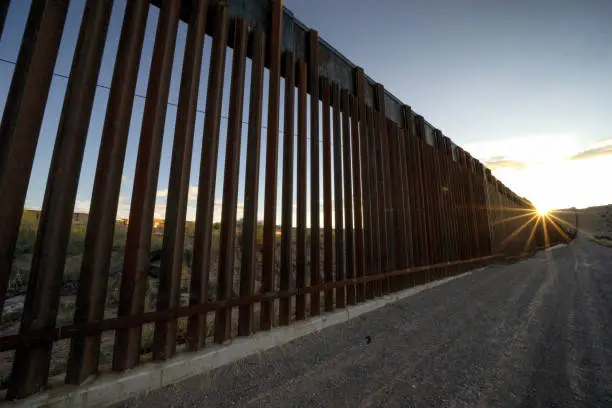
115, 236, 612, 407
576, 204, 612, 247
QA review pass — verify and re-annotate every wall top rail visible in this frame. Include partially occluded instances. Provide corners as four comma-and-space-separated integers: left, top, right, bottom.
152, 0, 440, 140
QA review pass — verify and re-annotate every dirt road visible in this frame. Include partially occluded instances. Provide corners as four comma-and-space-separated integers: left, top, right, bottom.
116, 237, 612, 407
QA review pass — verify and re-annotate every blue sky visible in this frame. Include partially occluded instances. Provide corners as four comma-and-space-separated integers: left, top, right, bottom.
283, 0, 612, 210
1, 0, 611, 224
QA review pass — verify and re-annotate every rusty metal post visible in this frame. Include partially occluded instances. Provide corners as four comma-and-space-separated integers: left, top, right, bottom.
433, 130, 451, 276
308, 29, 321, 316
465, 153, 481, 259
295, 60, 308, 320
387, 120, 407, 290
401, 106, 420, 287
365, 107, 382, 297
187, 3, 229, 349
373, 85, 393, 294
214, 18, 249, 342
397, 116, 414, 281
260, 0, 283, 330
426, 140, 442, 280
403, 108, 425, 276
260, 0, 283, 331
415, 117, 435, 282
354, 68, 369, 301
349, 93, 366, 303
279, 51, 295, 326
331, 83, 345, 308
442, 136, 460, 273
341, 90, 355, 305
238, 29, 265, 336
457, 148, 474, 260
321, 78, 334, 312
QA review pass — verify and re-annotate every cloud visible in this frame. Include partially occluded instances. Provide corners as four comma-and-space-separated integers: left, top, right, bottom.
157, 186, 199, 201
74, 200, 91, 212
568, 139, 612, 161
154, 203, 167, 219
121, 175, 128, 183
188, 187, 198, 201
484, 156, 528, 171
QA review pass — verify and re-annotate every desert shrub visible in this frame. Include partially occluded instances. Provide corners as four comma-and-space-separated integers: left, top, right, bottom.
15, 212, 39, 255
66, 223, 87, 256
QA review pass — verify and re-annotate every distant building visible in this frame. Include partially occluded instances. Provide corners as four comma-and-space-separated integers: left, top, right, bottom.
72, 212, 89, 225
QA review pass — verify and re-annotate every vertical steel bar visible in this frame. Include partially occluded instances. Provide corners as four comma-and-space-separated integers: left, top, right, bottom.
387, 121, 407, 288
321, 78, 333, 312
360, 106, 374, 298
415, 117, 433, 281
9, 0, 111, 391
432, 138, 445, 278
474, 162, 488, 257
331, 83, 345, 309
399, 106, 415, 285
349, 94, 366, 303
214, 18, 248, 342
113, 0, 180, 370
373, 112, 388, 295
480, 163, 493, 256
65, 0, 149, 385
403, 108, 424, 273
416, 136, 429, 272
465, 153, 480, 259
454, 149, 467, 263
421, 142, 435, 280
295, 60, 307, 321
460, 149, 476, 260
0, 0, 9, 41
395, 121, 411, 285
152, 0, 208, 361
442, 137, 459, 273
405, 133, 419, 270
187, 3, 228, 349
341, 90, 355, 305
443, 138, 457, 273
453, 158, 465, 263
373, 86, 393, 294
471, 156, 483, 258
260, 0, 283, 331
308, 30, 321, 316
432, 131, 450, 276
354, 68, 369, 301
279, 51, 295, 326
366, 108, 381, 297
238, 29, 265, 336
0, 0, 69, 323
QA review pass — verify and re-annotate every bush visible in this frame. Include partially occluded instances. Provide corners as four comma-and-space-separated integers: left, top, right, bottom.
15, 212, 38, 255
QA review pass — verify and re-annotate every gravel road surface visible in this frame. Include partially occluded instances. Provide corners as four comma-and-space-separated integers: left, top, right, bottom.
116, 237, 612, 407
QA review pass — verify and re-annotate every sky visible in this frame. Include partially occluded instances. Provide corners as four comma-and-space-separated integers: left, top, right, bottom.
284, 0, 612, 211
0, 0, 611, 231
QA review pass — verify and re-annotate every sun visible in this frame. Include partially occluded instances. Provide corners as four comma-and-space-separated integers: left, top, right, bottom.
536, 205, 550, 216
